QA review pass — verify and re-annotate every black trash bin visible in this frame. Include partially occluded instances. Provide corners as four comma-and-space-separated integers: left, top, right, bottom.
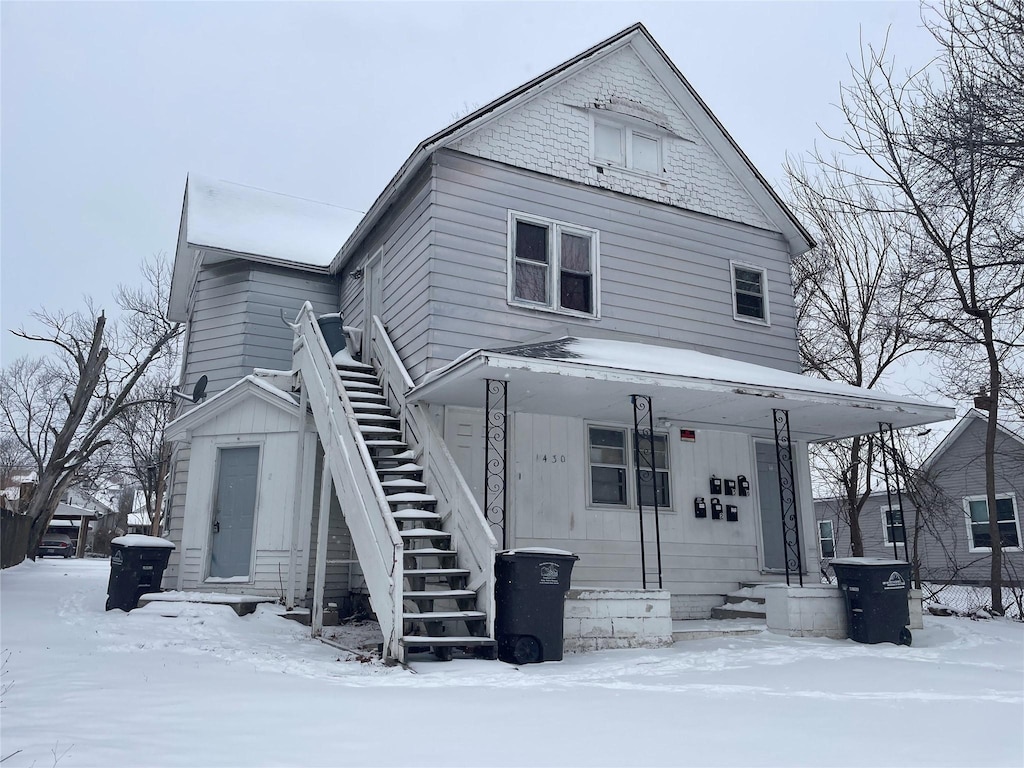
831, 557, 912, 645
106, 535, 175, 612
494, 548, 578, 664
316, 314, 347, 356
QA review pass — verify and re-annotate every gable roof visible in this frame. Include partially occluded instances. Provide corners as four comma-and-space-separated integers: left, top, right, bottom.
921, 409, 1024, 472
165, 375, 300, 440
331, 22, 814, 271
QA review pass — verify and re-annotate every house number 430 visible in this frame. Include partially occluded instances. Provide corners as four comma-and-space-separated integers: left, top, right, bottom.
536, 454, 567, 463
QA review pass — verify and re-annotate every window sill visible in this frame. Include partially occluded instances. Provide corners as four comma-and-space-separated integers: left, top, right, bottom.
589, 161, 664, 182
586, 503, 677, 515
968, 546, 1022, 554
733, 313, 771, 327
508, 300, 600, 321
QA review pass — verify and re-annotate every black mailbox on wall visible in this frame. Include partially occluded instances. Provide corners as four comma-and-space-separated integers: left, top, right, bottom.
710, 476, 723, 495
694, 497, 707, 518
738, 475, 750, 497
726, 505, 739, 522
711, 498, 723, 519
724, 479, 736, 496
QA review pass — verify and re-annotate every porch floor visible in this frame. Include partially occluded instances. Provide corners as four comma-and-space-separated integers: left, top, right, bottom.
672, 618, 766, 642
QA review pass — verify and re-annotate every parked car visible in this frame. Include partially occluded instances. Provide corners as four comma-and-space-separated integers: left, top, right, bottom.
38, 534, 74, 558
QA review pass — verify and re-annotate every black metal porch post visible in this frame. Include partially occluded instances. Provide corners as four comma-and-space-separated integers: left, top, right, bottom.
772, 409, 803, 587
484, 379, 508, 549
631, 395, 663, 589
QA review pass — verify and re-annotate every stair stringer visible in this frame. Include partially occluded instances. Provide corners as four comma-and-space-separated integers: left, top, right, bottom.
291, 303, 405, 661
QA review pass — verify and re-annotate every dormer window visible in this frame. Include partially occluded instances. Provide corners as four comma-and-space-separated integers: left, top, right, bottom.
592, 116, 662, 175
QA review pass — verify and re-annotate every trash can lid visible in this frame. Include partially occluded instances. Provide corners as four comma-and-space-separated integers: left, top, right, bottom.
499, 547, 576, 557
830, 557, 907, 566
111, 534, 176, 549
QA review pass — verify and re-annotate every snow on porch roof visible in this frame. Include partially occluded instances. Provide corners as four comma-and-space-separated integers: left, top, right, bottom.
186, 175, 364, 268
408, 337, 955, 442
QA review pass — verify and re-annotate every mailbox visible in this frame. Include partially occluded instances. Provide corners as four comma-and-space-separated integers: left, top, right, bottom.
738, 475, 750, 497
724, 479, 736, 496
711, 498, 723, 519
710, 476, 723, 495
726, 505, 739, 522
694, 497, 707, 518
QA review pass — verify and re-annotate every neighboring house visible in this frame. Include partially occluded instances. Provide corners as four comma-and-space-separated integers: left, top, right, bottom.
163, 23, 953, 660
815, 411, 1024, 586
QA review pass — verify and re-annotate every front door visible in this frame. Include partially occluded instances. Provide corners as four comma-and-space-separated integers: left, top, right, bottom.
756, 440, 790, 571
209, 446, 259, 579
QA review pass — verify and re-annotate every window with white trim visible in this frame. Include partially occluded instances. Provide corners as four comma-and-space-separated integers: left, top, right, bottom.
592, 117, 662, 175
881, 506, 907, 547
731, 262, 769, 324
818, 519, 836, 559
587, 426, 670, 508
509, 213, 598, 316
964, 494, 1021, 551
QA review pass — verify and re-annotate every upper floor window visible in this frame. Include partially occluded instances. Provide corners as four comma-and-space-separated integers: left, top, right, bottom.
818, 519, 836, 559
881, 506, 906, 547
508, 212, 599, 317
592, 117, 662, 175
731, 262, 769, 325
964, 494, 1020, 551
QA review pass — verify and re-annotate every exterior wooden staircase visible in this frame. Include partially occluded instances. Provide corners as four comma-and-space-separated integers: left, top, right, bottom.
333, 357, 496, 661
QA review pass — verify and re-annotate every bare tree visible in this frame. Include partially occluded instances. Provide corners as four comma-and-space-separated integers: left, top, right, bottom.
787, 161, 931, 554
0, 255, 181, 555
818, 0, 1023, 613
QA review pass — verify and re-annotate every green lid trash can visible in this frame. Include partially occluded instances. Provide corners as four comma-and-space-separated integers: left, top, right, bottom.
106, 535, 175, 612
494, 548, 578, 664
831, 557, 913, 645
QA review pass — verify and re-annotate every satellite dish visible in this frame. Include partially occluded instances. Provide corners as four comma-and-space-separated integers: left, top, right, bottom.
192, 375, 208, 403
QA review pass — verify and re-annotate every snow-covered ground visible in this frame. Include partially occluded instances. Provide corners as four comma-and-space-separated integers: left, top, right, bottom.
2, 559, 1022, 768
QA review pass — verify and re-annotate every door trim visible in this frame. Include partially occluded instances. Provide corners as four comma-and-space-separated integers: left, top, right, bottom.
204, 441, 263, 583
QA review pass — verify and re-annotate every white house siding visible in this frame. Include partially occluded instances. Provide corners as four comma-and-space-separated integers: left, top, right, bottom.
164, 443, 190, 585
425, 150, 800, 372
441, 407, 818, 616
176, 394, 310, 598
305, 444, 355, 611
449, 43, 775, 232
340, 166, 435, 380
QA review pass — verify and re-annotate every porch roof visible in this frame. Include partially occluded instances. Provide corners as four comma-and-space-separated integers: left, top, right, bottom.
407, 338, 955, 442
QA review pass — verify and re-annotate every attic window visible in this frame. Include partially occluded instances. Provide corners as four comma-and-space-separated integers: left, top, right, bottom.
508, 211, 599, 318
592, 116, 661, 174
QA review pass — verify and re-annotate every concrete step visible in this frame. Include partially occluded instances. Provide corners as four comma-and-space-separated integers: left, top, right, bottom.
672, 619, 765, 641
711, 600, 767, 620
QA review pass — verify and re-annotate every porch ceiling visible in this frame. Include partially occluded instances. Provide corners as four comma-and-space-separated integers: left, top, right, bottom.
407, 338, 955, 442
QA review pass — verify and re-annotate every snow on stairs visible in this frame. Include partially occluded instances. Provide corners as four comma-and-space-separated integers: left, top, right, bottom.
335, 361, 496, 662
710, 583, 770, 621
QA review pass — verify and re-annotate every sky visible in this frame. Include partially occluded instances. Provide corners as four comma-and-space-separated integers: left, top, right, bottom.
1, 1, 944, 372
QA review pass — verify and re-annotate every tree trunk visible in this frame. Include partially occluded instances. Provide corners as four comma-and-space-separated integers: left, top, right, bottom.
984, 318, 1004, 614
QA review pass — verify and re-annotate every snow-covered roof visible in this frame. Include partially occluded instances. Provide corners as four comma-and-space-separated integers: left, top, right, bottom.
186, 175, 364, 268
165, 374, 300, 440
410, 337, 955, 442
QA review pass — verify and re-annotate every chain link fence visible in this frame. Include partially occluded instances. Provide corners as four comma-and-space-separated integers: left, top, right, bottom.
921, 583, 1023, 620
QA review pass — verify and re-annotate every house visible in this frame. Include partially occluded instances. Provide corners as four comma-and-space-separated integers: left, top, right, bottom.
162, 23, 954, 660
815, 411, 1024, 586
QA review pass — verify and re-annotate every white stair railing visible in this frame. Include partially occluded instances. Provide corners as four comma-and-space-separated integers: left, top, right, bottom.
291, 303, 404, 660
370, 316, 498, 640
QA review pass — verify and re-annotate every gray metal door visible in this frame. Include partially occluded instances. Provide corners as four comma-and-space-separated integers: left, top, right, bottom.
363, 250, 383, 359
209, 446, 259, 579
756, 440, 786, 571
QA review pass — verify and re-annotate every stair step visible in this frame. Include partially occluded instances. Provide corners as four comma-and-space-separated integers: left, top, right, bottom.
356, 413, 400, 424
350, 401, 392, 412
381, 478, 427, 490
341, 380, 382, 392
387, 492, 437, 503
345, 391, 387, 402
337, 370, 379, 382
400, 636, 496, 648
359, 425, 402, 436
364, 440, 409, 449
405, 568, 470, 578
335, 359, 374, 370
403, 547, 458, 558
403, 610, 485, 620
404, 590, 475, 600
391, 508, 441, 522
377, 462, 424, 474
401, 528, 451, 540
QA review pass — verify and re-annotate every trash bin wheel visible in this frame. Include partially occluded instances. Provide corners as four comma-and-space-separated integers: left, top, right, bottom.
511, 635, 542, 664
899, 627, 913, 646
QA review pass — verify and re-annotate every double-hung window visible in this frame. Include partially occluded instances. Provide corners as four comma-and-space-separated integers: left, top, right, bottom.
964, 494, 1021, 551
593, 117, 662, 175
509, 212, 598, 317
588, 426, 670, 508
818, 520, 836, 559
731, 262, 769, 324
881, 506, 906, 547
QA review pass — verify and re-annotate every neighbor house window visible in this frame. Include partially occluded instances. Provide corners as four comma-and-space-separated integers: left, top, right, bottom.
964, 494, 1021, 551
592, 117, 662, 174
882, 506, 906, 547
731, 262, 769, 324
818, 520, 835, 559
509, 212, 599, 316
588, 426, 670, 508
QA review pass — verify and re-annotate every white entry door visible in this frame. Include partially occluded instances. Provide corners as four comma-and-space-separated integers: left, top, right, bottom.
362, 250, 383, 360
209, 446, 259, 579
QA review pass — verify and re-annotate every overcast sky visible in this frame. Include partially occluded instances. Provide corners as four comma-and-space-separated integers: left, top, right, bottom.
1, 1, 942, 374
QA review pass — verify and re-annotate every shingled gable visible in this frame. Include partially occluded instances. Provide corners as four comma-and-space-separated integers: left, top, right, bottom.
331, 22, 814, 272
